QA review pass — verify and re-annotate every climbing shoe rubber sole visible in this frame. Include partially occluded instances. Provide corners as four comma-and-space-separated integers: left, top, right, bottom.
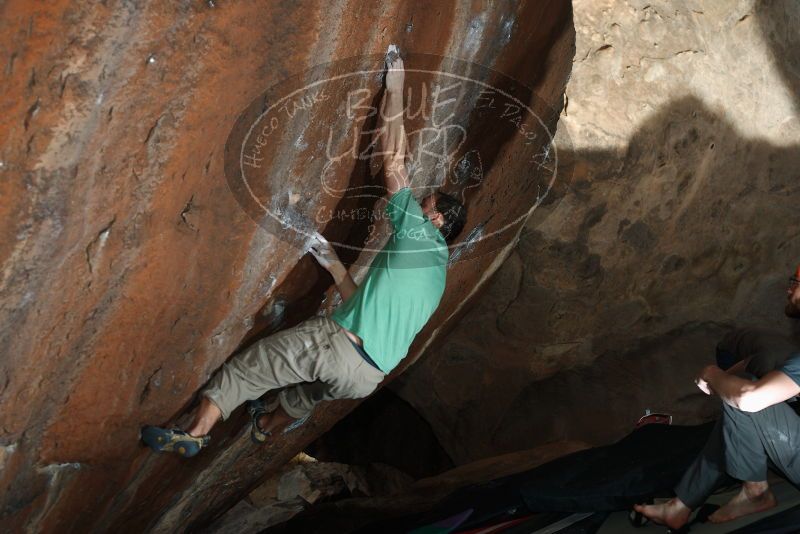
141, 426, 209, 458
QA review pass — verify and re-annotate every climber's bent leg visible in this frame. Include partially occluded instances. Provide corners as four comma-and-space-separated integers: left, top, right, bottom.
143, 316, 384, 454
280, 331, 385, 419
199, 316, 337, 422
250, 324, 385, 441
202, 315, 383, 424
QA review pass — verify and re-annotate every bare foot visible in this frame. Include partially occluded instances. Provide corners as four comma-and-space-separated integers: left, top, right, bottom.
709, 481, 776, 523
633, 498, 692, 529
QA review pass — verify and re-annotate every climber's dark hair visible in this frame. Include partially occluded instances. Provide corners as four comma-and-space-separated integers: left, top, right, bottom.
435, 192, 467, 244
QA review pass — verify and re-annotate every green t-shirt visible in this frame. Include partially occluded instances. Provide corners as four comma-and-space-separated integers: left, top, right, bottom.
331, 188, 448, 373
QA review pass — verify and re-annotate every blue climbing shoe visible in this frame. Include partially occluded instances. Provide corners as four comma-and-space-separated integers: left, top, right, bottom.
246, 398, 309, 444
141, 426, 209, 458
246, 398, 274, 444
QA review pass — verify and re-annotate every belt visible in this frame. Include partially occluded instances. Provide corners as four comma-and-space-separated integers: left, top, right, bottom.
347, 338, 382, 372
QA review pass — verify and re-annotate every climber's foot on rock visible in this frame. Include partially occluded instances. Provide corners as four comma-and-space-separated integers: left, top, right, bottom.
709, 482, 776, 524
247, 400, 294, 443
258, 405, 294, 433
633, 498, 691, 530
249, 402, 309, 444
141, 426, 209, 458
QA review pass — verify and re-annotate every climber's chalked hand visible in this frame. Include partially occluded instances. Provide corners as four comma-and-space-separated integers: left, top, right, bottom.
308, 232, 339, 270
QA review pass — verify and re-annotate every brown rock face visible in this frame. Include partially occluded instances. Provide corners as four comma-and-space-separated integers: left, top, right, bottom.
393, 0, 800, 464
0, 1, 574, 531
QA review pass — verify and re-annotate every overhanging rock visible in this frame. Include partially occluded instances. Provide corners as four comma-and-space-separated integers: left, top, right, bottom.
0, 1, 574, 531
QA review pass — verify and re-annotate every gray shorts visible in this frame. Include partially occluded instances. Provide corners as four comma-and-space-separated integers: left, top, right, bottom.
202, 316, 385, 420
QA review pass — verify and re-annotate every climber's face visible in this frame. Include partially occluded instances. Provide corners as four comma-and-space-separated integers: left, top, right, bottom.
786, 265, 800, 318
421, 193, 444, 229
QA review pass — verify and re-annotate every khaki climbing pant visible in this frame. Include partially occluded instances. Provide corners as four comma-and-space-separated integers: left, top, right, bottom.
201, 316, 385, 420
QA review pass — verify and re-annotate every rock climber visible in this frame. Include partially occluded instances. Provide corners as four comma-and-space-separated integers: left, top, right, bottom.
140, 53, 466, 457
634, 264, 800, 529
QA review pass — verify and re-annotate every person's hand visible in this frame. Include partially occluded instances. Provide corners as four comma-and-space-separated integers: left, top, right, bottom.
308, 232, 340, 271
695, 365, 721, 395
386, 55, 404, 94
695, 375, 712, 395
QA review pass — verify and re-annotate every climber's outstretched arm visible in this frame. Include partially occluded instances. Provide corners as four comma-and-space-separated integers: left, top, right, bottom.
382, 56, 410, 196
309, 233, 357, 301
